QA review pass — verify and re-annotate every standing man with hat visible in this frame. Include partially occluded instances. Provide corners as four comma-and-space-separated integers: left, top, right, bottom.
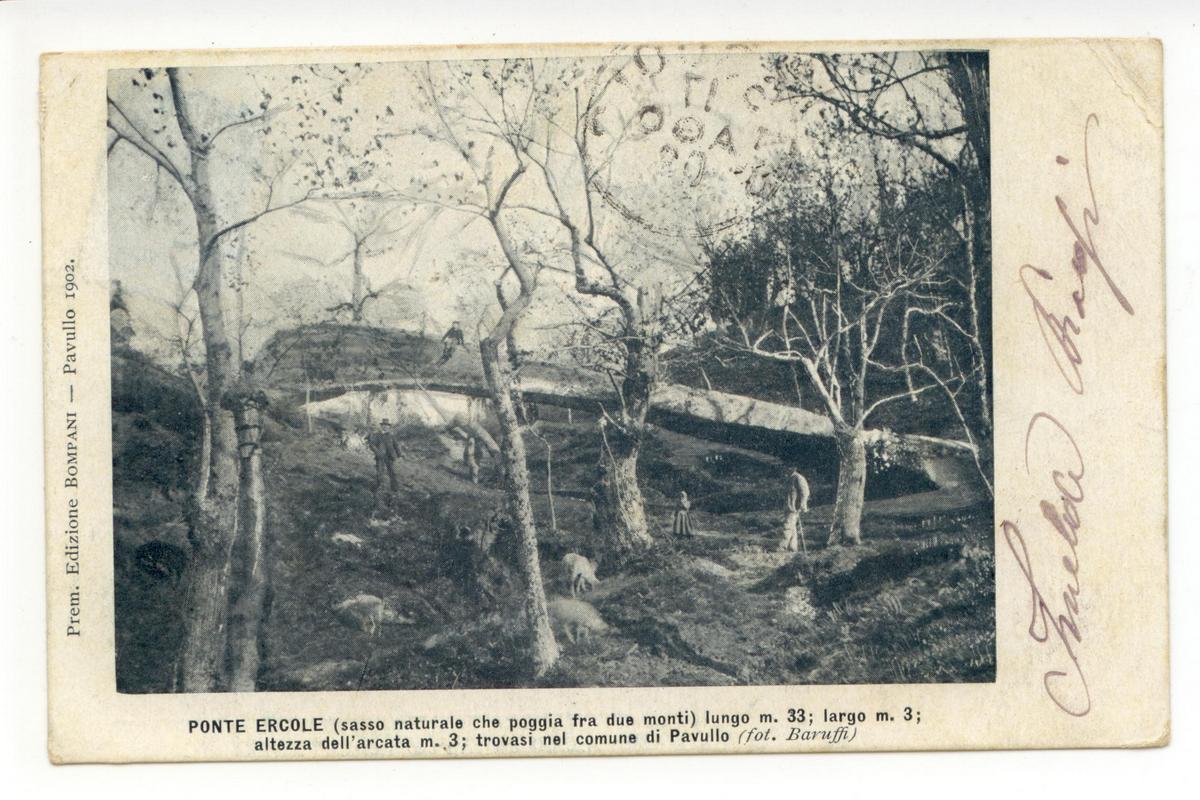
779, 466, 811, 554
368, 418, 402, 510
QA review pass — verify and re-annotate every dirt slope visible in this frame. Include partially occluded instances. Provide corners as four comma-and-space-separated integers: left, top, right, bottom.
114, 386, 995, 691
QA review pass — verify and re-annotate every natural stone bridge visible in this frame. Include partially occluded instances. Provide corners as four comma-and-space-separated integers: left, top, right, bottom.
260, 324, 985, 497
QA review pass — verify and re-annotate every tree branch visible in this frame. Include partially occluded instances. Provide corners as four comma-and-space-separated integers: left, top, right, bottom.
105, 100, 190, 194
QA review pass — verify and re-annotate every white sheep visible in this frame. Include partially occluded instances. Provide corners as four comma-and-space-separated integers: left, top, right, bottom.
330, 531, 365, 548
339, 430, 369, 452
333, 594, 412, 636
561, 552, 599, 597
547, 597, 609, 643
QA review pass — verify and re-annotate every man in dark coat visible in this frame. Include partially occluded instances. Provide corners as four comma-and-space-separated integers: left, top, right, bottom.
368, 419, 401, 506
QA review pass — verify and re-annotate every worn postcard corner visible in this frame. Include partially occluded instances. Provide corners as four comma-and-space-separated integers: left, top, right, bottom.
40, 38, 1167, 763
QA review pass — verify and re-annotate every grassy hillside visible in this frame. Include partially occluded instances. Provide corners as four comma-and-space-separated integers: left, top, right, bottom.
111, 349, 202, 691
112, 350, 995, 691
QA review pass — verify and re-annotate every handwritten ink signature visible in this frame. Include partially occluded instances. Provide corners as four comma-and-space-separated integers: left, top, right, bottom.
1004, 113, 1135, 717
1019, 114, 1135, 395
1002, 413, 1088, 717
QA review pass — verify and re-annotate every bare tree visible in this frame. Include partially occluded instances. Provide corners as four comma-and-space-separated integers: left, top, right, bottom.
515, 71, 665, 554
769, 52, 993, 495
282, 198, 419, 322
707, 151, 953, 545
106, 64, 372, 691
423, 57, 716, 556
226, 231, 255, 374
415, 60, 560, 675
165, 251, 212, 499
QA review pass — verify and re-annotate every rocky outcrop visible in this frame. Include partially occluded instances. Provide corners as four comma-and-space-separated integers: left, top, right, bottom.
259, 324, 985, 498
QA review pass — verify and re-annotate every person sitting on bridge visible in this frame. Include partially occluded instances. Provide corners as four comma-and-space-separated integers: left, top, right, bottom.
435, 321, 465, 367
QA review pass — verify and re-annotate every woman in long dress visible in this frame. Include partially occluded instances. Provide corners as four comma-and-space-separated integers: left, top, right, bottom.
672, 490, 695, 538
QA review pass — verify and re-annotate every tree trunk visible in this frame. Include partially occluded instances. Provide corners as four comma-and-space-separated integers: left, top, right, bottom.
351, 241, 367, 323
479, 338, 559, 676
948, 52, 994, 498
946, 52, 990, 182
828, 427, 867, 546
594, 421, 653, 554
184, 367, 212, 500
960, 184, 994, 497
594, 321, 656, 554
196, 406, 212, 500
542, 435, 556, 531
232, 232, 247, 376
176, 195, 241, 692
226, 391, 270, 692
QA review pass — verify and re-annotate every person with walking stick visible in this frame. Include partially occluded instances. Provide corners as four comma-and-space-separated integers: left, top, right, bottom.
778, 467, 811, 554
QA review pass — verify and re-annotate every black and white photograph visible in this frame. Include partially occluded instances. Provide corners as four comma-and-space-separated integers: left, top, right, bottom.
104, 48, 996, 693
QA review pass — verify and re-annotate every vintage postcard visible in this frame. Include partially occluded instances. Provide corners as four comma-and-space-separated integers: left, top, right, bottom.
41, 39, 1167, 763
